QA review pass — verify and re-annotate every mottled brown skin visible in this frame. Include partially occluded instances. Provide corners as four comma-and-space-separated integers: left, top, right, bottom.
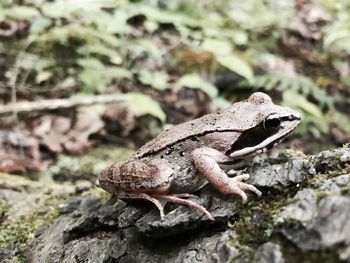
97, 93, 301, 220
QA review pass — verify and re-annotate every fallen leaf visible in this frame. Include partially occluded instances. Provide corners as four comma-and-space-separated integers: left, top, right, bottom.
0, 149, 49, 173
32, 110, 104, 155
63, 109, 104, 154
33, 115, 71, 152
0, 129, 49, 173
103, 104, 137, 136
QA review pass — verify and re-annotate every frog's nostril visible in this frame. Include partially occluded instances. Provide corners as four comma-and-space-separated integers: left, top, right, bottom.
289, 113, 301, 121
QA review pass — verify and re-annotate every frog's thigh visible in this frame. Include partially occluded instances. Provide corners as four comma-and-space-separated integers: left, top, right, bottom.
191, 147, 261, 203
116, 159, 174, 192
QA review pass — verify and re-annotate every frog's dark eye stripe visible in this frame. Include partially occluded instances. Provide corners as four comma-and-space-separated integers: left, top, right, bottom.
263, 113, 281, 132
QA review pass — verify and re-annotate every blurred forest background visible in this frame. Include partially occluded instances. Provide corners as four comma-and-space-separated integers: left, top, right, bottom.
1, 0, 350, 173
1, 0, 350, 260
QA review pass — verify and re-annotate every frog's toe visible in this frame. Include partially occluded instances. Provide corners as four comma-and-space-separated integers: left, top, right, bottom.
228, 178, 262, 203
160, 210, 165, 220
230, 174, 262, 197
159, 195, 214, 220
239, 182, 262, 197
238, 190, 248, 204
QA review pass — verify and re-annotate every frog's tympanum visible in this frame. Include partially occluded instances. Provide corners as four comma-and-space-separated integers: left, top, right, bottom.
96, 92, 301, 220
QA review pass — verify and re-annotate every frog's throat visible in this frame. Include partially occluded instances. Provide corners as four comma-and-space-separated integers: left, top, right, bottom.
229, 118, 300, 158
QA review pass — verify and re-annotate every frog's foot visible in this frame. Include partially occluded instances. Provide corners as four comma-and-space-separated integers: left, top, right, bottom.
228, 174, 262, 204
159, 194, 214, 220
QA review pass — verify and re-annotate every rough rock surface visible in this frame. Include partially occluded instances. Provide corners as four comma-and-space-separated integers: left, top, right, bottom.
3, 146, 350, 262
27, 190, 248, 262
277, 173, 350, 252
254, 242, 284, 263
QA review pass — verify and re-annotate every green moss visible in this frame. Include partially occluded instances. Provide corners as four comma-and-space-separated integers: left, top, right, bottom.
0, 174, 74, 262
305, 147, 350, 178
226, 185, 303, 261
232, 192, 294, 247
0, 191, 67, 261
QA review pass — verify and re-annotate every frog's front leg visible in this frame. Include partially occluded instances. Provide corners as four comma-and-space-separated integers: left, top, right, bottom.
192, 147, 262, 203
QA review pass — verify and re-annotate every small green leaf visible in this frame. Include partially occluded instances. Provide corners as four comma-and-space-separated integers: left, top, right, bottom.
201, 39, 231, 56
283, 90, 322, 118
213, 97, 231, 109
41, 2, 68, 18
138, 70, 168, 91
34, 58, 55, 72
78, 58, 131, 93
327, 111, 350, 133
38, 25, 120, 47
324, 30, 350, 54
127, 93, 166, 123
36, 71, 53, 83
92, 10, 131, 34
30, 17, 52, 34
217, 55, 254, 83
178, 74, 218, 98
41, 1, 105, 18
78, 58, 104, 69
128, 39, 162, 59
3, 6, 39, 20
282, 90, 329, 134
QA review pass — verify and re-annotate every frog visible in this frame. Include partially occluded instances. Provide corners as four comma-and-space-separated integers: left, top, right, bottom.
96, 92, 301, 220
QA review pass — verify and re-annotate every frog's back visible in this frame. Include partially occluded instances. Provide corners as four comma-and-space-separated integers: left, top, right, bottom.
134, 93, 276, 158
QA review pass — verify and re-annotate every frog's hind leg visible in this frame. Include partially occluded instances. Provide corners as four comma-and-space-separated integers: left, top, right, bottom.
119, 192, 165, 219
159, 195, 214, 220
171, 193, 198, 198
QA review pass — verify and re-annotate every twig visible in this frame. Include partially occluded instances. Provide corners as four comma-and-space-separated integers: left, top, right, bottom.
0, 94, 128, 116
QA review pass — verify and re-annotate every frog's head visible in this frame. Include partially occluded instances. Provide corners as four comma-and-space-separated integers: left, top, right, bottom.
228, 92, 301, 158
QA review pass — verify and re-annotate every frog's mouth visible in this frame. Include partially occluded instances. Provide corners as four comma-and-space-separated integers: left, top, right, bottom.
228, 114, 301, 158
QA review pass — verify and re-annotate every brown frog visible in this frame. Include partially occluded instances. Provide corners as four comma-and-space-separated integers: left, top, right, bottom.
96, 92, 301, 220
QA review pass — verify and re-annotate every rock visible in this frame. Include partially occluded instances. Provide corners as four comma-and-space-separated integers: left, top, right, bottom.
318, 173, 350, 194
27, 195, 122, 263
21, 147, 350, 262
277, 188, 318, 226
254, 242, 284, 263
247, 158, 307, 189
280, 195, 350, 251
74, 180, 93, 194
307, 147, 350, 174
27, 193, 244, 263
135, 187, 239, 237
211, 230, 242, 263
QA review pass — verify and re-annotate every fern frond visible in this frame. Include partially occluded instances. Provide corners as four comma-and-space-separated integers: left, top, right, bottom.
251, 73, 333, 109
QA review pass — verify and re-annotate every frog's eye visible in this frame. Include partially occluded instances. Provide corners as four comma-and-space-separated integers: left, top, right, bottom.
263, 113, 281, 132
